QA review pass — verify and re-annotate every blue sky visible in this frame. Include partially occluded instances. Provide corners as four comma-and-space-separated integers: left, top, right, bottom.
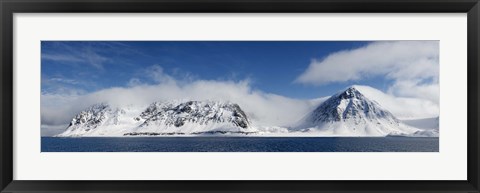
41, 41, 398, 99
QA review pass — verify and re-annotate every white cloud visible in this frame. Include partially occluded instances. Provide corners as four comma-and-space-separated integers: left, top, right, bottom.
127, 65, 191, 87
353, 85, 439, 119
295, 41, 439, 103
42, 53, 83, 62
387, 80, 439, 104
42, 42, 114, 70
41, 124, 69, 137
41, 92, 83, 126
48, 77, 81, 85
127, 78, 142, 87
145, 65, 175, 84
81, 47, 110, 70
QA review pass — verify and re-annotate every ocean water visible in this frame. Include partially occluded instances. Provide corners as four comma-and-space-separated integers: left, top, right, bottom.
41, 137, 439, 152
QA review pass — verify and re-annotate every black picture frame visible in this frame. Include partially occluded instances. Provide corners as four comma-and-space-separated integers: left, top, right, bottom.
1, 0, 479, 192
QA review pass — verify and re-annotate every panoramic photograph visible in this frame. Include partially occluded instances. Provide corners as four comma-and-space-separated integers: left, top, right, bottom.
41, 41, 439, 152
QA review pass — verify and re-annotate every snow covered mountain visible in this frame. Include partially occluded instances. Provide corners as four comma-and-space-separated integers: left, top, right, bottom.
128, 101, 253, 135
56, 101, 254, 137
55, 86, 438, 137
56, 103, 141, 137
296, 86, 420, 136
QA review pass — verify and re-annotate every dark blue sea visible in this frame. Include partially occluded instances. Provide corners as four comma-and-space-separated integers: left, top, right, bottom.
41, 137, 439, 152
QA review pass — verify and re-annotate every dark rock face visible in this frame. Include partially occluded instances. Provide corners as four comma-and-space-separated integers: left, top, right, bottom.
308, 87, 399, 125
68, 103, 109, 130
231, 104, 249, 128
139, 101, 250, 129
64, 103, 127, 134
124, 132, 185, 136
139, 102, 174, 120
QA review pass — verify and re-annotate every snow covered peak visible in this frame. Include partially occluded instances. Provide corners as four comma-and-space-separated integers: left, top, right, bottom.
138, 101, 176, 120
56, 103, 130, 137
308, 86, 396, 124
298, 86, 419, 136
336, 86, 364, 100
56, 100, 253, 137
67, 103, 110, 128
139, 100, 250, 129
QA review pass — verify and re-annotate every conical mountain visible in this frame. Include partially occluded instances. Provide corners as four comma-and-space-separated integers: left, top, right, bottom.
299, 86, 418, 136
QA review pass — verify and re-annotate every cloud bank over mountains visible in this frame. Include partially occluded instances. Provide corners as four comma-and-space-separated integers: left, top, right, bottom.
41, 79, 320, 136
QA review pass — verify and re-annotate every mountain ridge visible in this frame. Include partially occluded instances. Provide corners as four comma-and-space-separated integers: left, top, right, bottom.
56, 100, 253, 137
56, 86, 438, 137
